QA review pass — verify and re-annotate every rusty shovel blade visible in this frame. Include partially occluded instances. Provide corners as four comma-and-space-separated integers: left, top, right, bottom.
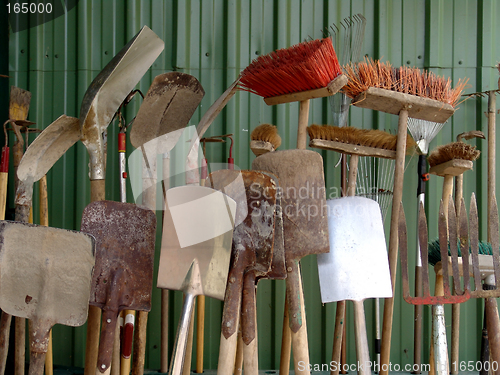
0, 220, 95, 353
80, 201, 157, 373
80, 26, 164, 180
130, 72, 205, 150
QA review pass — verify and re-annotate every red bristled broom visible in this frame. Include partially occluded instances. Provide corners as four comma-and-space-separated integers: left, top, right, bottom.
239, 37, 347, 150
239, 38, 342, 98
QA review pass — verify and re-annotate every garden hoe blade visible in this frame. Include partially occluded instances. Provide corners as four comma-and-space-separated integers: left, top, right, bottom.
80, 201, 157, 375
158, 185, 237, 375
0, 220, 95, 375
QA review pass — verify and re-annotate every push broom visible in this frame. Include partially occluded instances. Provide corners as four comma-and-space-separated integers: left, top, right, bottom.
341, 59, 466, 374
239, 35, 346, 375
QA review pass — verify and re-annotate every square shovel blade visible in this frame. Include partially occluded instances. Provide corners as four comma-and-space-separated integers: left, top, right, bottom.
158, 186, 237, 300
317, 196, 392, 302
81, 201, 157, 312
0, 220, 95, 326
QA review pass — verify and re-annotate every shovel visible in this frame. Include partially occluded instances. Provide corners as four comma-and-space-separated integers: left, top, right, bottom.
159, 185, 237, 375
241, 171, 286, 375
0, 115, 80, 374
206, 170, 276, 375
0, 220, 95, 375
318, 197, 392, 375
129, 72, 204, 374
252, 149, 330, 375
79, 26, 163, 375
79, 201, 156, 375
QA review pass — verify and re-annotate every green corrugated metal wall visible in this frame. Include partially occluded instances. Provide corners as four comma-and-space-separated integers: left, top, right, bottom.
4, 0, 500, 371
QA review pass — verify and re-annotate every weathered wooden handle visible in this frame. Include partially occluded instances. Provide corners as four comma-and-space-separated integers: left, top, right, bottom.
0, 312, 12, 374
85, 306, 102, 375
29, 351, 47, 375
296, 100, 310, 150
352, 300, 371, 375
331, 301, 346, 375
485, 297, 500, 375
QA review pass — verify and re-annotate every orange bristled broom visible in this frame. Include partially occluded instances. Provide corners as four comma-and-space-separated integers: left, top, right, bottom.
239, 37, 348, 150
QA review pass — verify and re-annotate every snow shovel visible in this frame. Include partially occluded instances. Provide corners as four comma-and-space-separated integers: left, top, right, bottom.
79, 26, 163, 375
128, 72, 204, 375
317, 196, 392, 375
0, 220, 95, 375
159, 185, 237, 375
80, 201, 157, 375
205, 170, 276, 375
252, 149, 330, 375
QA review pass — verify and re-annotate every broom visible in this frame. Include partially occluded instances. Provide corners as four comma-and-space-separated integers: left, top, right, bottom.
239, 36, 345, 375
340, 59, 467, 375
250, 124, 281, 156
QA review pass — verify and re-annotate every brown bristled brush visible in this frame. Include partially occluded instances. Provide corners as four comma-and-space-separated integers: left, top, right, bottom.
250, 124, 282, 156
308, 124, 415, 158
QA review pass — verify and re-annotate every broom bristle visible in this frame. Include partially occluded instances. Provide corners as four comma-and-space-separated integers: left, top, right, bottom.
427, 142, 481, 167
251, 124, 282, 149
308, 124, 415, 152
239, 38, 342, 98
342, 58, 468, 107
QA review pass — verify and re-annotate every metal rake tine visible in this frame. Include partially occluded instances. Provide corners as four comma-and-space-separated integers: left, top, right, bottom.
438, 200, 450, 295
418, 201, 430, 298
399, 202, 411, 301
447, 200, 458, 295
469, 194, 482, 292
489, 195, 500, 288
458, 198, 471, 294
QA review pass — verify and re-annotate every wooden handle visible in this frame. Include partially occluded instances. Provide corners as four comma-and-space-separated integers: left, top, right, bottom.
485, 297, 500, 375
0, 312, 12, 374
352, 300, 371, 375
45, 330, 54, 375
290, 266, 310, 375
488, 91, 496, 242
15, 317, 25, 375
0, 172, 8, 220
85, 306, 102, 375
234, 329, 244, 375
196, 295, 205, 373
442, 175, 454, 223
347, 155, 359, 197
331, 301, 346, 375
217, 313, 240, 375
90, 179, 106, 202
296, 100, 310, 150
131, 311, 148, 375
111, 318, 120, 375
450, 304, 460, 375
279, 297, 291, 375
28, 351, 47, 375
242, 273, 258, 375
120, 310, 135, 375
380, 108, 408, 375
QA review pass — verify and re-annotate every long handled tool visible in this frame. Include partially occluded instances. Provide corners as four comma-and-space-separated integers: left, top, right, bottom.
10, 115, 83, 375
80, 201, 156, 375
252, 149, 330, 375
318, 197, 392, 375
129, 72, 204, 374
159, 185, 237, 375
207, 170, 276, 375
0, 220, 95, 375
343, 61, 463, 374
400, 200, 472, 375
406, 117, 448, 373
79, 26, 163, 375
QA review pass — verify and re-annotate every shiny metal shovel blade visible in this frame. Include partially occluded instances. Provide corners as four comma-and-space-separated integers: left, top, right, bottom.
158, 186, 237, 300
317, 196, 392, 302
80, 25, 164, 180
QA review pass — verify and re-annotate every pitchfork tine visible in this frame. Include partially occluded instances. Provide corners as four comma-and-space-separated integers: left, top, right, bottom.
469, 194, 482, 292
458, 197, 470, 295
489, 195, 500, 288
